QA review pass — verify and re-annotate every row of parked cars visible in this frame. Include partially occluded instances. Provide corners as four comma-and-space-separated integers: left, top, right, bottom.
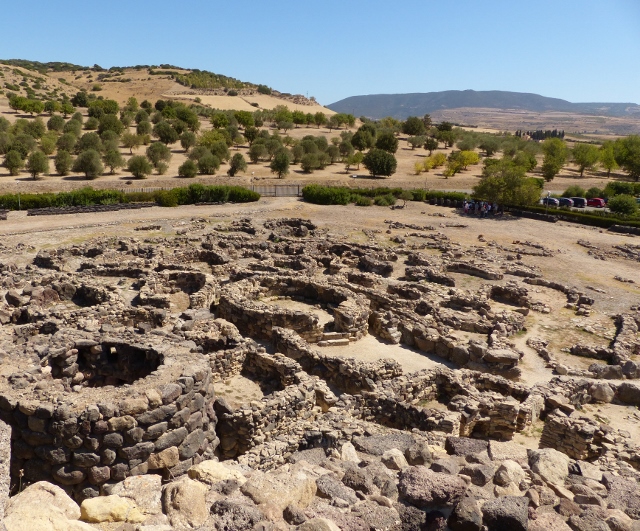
541, 197, 606, 208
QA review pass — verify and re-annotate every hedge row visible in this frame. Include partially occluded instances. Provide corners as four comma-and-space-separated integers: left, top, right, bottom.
0, 185, 260, 211
507, 204, 640, 229
301, 184, 467, 206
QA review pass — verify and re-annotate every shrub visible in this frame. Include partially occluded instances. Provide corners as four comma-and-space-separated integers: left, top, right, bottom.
302, 184, 351, 205
608, 194, 638, 216
562, 185, 585, 198
178, 159, 198, 178
354, 195, 373, 206
585, 187, 604, 199
374, 193, 397, 207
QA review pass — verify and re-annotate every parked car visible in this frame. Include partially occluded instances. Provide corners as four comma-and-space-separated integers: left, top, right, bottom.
635, 197, 640, 204
541, 197, 560, 207
558, 197, 574, 207
570, 197, 587, 208
587, 197, 606, 208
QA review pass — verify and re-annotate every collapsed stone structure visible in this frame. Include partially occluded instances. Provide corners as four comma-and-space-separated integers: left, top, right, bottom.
0, 214, 639, 529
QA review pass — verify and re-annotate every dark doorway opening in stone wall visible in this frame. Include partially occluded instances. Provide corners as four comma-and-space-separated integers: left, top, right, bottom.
50, 341, 162, 387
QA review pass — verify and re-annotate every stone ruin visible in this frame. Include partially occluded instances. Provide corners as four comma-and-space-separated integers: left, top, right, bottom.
0, 215, 639, 529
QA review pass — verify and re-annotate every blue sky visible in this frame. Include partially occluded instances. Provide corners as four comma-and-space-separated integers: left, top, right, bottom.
2, 0, 639, 106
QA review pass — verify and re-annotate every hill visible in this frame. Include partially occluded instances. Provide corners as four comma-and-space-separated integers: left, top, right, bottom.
328, 89, 640, 120
0, 59, 331, 114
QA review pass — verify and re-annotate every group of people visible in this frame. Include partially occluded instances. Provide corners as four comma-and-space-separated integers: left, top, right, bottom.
462, 200, 503, 217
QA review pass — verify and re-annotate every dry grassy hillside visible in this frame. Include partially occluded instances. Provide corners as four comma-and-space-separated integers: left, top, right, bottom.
0, 63, 77, 101
0, 63, 333, 114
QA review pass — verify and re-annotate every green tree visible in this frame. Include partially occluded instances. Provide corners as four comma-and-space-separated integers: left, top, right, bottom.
4, 150, 24, 176
345, 151, 364, 171
227, 153, 247, 176
608, 194, 638, 215
54, 150, 73, 176
274, 105, 293, 125
63, 119, 82, 137
292, 110, 306, 128
301, 153, 320, 173
98, 114, 125, 136
153, 121, 179, 144
47, 115, 65, 132
291, 144, 304, 164
72, 149, 104, 179
84, 116, 99, 130
234, 111, 254, 129
178, 159, 198, 178
121, 132, 141, 154
136, 120, 152, 136
60, 102, 75, 118
572, 143, 600, 177
375, 131, 399, 153
599, 141, 619, 177
57, 133, 77, 153
24, 118, 46, 139
424, 137, 439, 155
327, 145, 340, 163
127, 155, 153, 179
473, 158, 540, 206
270, 150, 290, 178
407, 136, 425, 150
180, 131, 196, 152
103, 149, 125, 174
479, 137, 500, 156
402, 116, 426, 136
135, 109, 150, 124
248, 143, 267, 163
314, 112, 327, 128
75, 132, 103, 154
363, 148, 397, 177
198, 153, 220, 174
39, 132, 57, 155
210, 113, 229, 129
244, 126, 259, 145
614, 135, 640, 181
44, 100, 61, 115
436, 129, 456, 148
146, 142, 172, 169
541, 137, 568, 181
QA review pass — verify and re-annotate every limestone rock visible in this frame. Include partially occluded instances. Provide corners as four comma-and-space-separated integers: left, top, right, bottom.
3, 481, 95, 531
162, 477, 208, 528
297, 518, 341, 531
241, 463, 317, 512
494, 460, 526, 487
381, 448, 409, 470
340, 442, 361, 464
528, 448, 570, 485
528, 510, 572, 531
108, 474, 162, 515
148, 446, 180, 470
80, 495, 145, 523
188, 459, 247, 485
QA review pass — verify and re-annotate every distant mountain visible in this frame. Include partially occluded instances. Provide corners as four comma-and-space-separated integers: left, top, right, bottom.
327, 90, 640, 120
